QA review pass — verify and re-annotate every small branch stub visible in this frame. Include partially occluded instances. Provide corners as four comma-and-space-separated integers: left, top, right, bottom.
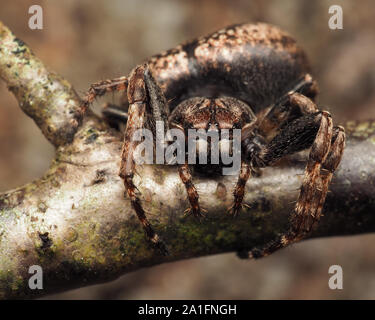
0, 21, 83, 146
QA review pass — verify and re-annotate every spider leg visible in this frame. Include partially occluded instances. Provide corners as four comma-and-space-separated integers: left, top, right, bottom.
229, 88, 318, 217
228, 161, 251, 216
102, 104, 128, 122
102, 103, 128, 131
80, 76, 129, 115
284, 123, 345, 250
245, 109, 345, 259
234, 89, 320, 216
287, 111, 333, 238
257, 74, 318, 140
178, 162, 204, 219
315, 125, 346, 222
119, 64, 169, 255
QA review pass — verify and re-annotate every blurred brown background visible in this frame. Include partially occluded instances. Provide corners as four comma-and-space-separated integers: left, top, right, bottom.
1, 0, 375, 299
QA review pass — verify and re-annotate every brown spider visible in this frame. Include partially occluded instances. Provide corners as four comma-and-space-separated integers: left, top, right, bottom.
80, 23, 345, 257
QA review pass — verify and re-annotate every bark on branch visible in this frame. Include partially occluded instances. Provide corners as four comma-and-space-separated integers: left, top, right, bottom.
0, 21, 83, 146
0, 21, 374, 299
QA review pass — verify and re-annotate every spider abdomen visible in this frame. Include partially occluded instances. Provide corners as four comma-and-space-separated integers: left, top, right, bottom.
147, 22, 311, 112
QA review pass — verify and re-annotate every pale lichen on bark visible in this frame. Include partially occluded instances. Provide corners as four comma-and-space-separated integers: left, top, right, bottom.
0, 21, 82, 146
0, 21, 375, 299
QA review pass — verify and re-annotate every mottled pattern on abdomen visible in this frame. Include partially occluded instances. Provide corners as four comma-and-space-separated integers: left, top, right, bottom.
147, 23, 311, 112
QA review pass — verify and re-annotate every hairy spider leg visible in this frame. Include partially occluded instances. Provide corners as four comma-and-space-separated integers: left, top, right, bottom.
119, 64, 170, 255
228, 161, 252, 216
315, 126, 345, 224
101, 103, 129, 132
102, 104, 129, 123
257, 74, 318, 141
81, 66, 169, 254
232, 75, 318, 216
80, 76, 129, 115
242, 95, 345, 258
178, 162, 205, 219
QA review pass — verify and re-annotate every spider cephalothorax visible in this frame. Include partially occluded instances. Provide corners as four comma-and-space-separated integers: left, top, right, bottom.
81, 23, 345, 257
169, 97, 254, 170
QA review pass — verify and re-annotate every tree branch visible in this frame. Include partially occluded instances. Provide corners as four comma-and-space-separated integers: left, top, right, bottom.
1, 21, 374, 299
0, 21, 83, 147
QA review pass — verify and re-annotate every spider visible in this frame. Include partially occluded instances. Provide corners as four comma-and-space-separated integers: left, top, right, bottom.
80, 23, 345, 257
